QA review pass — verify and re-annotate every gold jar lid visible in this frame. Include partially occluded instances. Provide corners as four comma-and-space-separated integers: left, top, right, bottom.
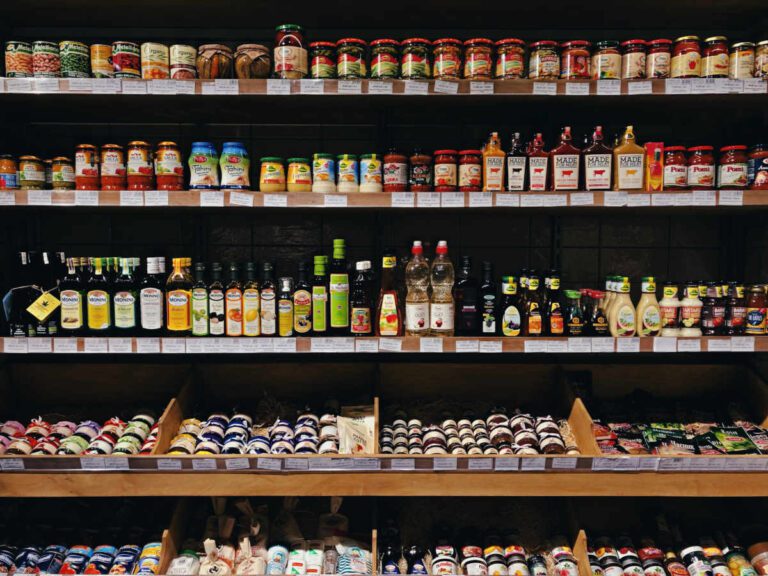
732, 41, 756, 49
157, 141, 178, 147
704, 35, 728, 43
52, 156, 72, 163
675, 35, 701, 42
19, 155, 42, 162
127, 140, 150, 148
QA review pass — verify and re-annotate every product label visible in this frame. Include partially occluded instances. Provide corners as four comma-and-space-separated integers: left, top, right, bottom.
506, 156, 526, 190
311, 53, 335, 78
278, 299, 293, 336
529, 157, 549, 191
337, 51, 366, 77
191, 287, 209, 336
312, 157, 335, 186
592, 53, 620, 79
293, 289, 311, 334
746, 307, 767, 334
330, 273, 350, 328
502, 305, 521, 336
87, 290, 110, 330
75, 149, 98, 179
680, 304, 702, 328
730, 52, 755, 79
166, 289, 191, 331
664, 164, 688, 188
113, 290, 136, 329
549, 303, 564, 334
660, 304, 679, 329
530, 49, 559, 78
641, 306, 661, 335
338, 158, 358, 184
671, 52, 701, 77
140, 287, 163, 330
225, 289, 243, 336
686, 559, 710, 576
464, 53, 491, 78
430, 302, 454, 331
189, 150, 219, 189
484, 156, 504, 191
553, 154, 580, 190
383, 162, 408, 187
434, 163, 457, 188
351, 306, 372, 334
687, 164, 715, 188
434, 54, 459, 78
208, 289, 225, 335
220, 152, 250, 189
155, 148, 182, 175
616, 304, 636, 336
260, 288, 276, 335
702, 304, 726, 331
100, 150, 125, 177
243, 288, 261, 336
360, 157, 382, 184
617, 153, 644, 189
378, 293, 400, 335
60, 290, 83, 330
410, 163, 432, 187
482, 295, 496, 333
406, 302, 429, 332
459, 163, 482, 188
718, 163, 748, 188
586, 154, 612, 189
53, 163, 75, 184
127, 147, 151, 176
402, 53, 430, 78
702, 53, 729, 77
372, 52, 398, 78
312, 287, 328, 332
647, 52, 670, 78
19, 162, 44, 183
527, 302, 542, 334
496, 52, 525, 78
274, 46, 308, 75
622, 52, 646, 79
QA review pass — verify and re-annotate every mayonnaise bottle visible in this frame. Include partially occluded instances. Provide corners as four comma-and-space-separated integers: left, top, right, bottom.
609, 276, 636, 337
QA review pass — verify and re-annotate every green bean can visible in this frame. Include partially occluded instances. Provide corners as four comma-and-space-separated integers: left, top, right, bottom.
59, 40, 90, 78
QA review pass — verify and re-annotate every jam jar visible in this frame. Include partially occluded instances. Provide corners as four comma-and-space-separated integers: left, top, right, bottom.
309, 41, 336, 79
702, 36, 729, 78
370, 39, 399, 79
409, 150, 433, 191
646, 39, 672, 78
749, 144, 768, 188
494, 38, 525, 79
729, 42, 755, 79
433, 38, 462, 80
401, 38, 431, 79
687, 146, 716, 189
434, 150, 458, 192
672, 35, 701, 78
718, 145, 748, 188
274, 24, 307, 79
592, 40, 621, 79
663, 146, 688, 189
621, 39, 647, 79
528, 40, 559, 79
560, 40, 591, 79
459, 150, 482, 192
336, 38, 367, 79
463, 38, 493, 80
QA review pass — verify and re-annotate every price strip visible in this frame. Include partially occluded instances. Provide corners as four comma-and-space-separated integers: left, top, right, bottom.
104, 457, 130, 470
390, 458, 416, 471
677, 338, 701, 353
331, 338, 355, 352
257, 458, 282, 471
162, 338, 186, 353
570, 192, 594, 206
0, 191, 15, 205
441, 192, 464, 207
494, 457, 519, 471
403, 80, 429, 95
368, 80, 393, 94
657, 457, 686, 471
229, 191, 254, 207
284, 458, 309, 470
613, 457, 641, 471
299, 79, 325, 94
157, 458, 182, 470
692, 78, 724, 94
591, 457, 616, 471
469, 81, 494, 94
391, 192, 415, 207
108, 338, 133, 353
665, 78, 692, 94
6, 78, 32, 92
731, 336, 755, 352
120, 190, 144, 206
80, 457, 106, 470
324, 194, 348, 207
121, 80, 147, 94
338, 80, 362, 94
706, 338, 732, 352
433, 457, 457, 470
692, 190, 717, 206
479, 340, 502, 353
468, 192, 493, 207
28, 338, 52, 353
53, 338, 78, 353
591, 338, 615, 352
74, 190, 99, 206
309, 457, 354, 470
136, 338, 160, 353
564, 82, 590, 96
144, 190, 168, 206
92, 78, 122, 93
274, 338, 296, 353
524, 340, 547, 353
356, 338, 380, 353
225, 458, 251, 470
353, 458, 381, 470
520, 457, 546, 471
743, 78, 768, 94
568, 338, 592, 353
0, 78, 4, 93
467, 458, 494, 470
719, 189, 743, 206
420, 337, 443, 353
596, 80, 621, 95
192, 458, 218, 470
455, 339, 479, 353
616, 338, 640, 353
546, 340, 568, 353
532, 82, 557, 96
637, 457, 660, 471
520, 194, 545, 207
434, 80, 459, 94
416, 192, 440, 208
263, 193, 287, 207
627, 80, 653, 95
551, 457, 578, 469
214, 79, 239, 94
378, 338, 401, 352
603, 191, 628, 206
200, 191, 224, 207
28, 190, 52, 205
495, 193, 520, 207
67, 78, 93, 91
653, 337, 678, 352
266, 79, 291, 95
83, 338, 108, 353
149, 79, 177, 95
626, 193, 651, 207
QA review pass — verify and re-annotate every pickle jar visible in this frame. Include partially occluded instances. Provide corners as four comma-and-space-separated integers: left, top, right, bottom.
671, 36, 701, 78
432, 38, 462, 80
560, 40, 591, 79
309, 42, 336, 79
370, 39, 399, 79
52, 156, 75, 190
495, 38, 525, 79
621, 39, 647, 79
463, 38, 493, 80
757, 40, 768, 79
646, 39, 672, 78
528, 40, 559, 79
702, 36, 729, 78
592, 40, 621, 79
336, 38, 367, 79
196, 44, 233, 79
729, 41, 755, 79
401, 38, 431, 79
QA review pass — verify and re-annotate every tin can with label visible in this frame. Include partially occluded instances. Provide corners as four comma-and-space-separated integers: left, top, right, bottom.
5, 41, 33, 77
170, 44, 197, 79
141, 42, 170, 79
90, 44, 114, 78
60, 40, 90, 78
112, 41, 141, 78
33, 41, 61, 78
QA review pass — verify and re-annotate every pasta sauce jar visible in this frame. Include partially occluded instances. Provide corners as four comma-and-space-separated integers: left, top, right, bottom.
672, 36, 701, 78
383, 149, 408, 192
459, 150, 482, 192
702, 36, 729, 78
529, 41, 559, 79
686, 146, 715, 189
99, 144, 126, 191
75, 144, 99, 190
560, 40, 591, 79
729, 42, 755, 79
409, 151, 433, 191
126, 141, 153, 190
494, 38, 525, 79
155, 142, 183, 190
663, 146, 688, 189
748, 144, 768, 189
621, 39, 647, 79
433, 150, 458, 192
463, 38, 493, 80
717, 145, 748, 188
592, 40, 621, 79
433, 38, 462, 80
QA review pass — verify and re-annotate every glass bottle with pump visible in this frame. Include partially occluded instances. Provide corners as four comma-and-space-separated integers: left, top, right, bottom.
551, 126, 581, 191
636, 276, 661, 337
329, 239, 350, 335
293, 262, 312, 336
166, 257, 192, 335
243, 262, 261, 337
225, 262, 243, 337
522, 272, 542, 336
311, 255, 328, 335
583, 125, 613, 190
87, 257, 111, 334
208, 263, 225, 336
113, 257, 138, 335
527, 133, 549, 191
679, 283, 703, 337
659, 281, 681, 337
429, 240, 455, 336
191, 262, 209, 337
506, 132, 527, 191
260, 262, 277, 336
454, 256, 479, 335
483, 132, 505, 192
609, 276, 636, 337
59, 257, 84, 335
405, 241, 430, 336
479, 261, 497, 335
139, 257, 164, 335
613, 125, 645, 190
277, 277, 294, 337
500, 276, 522, 337
351, 261, 373, 336
376, 251, 402, 336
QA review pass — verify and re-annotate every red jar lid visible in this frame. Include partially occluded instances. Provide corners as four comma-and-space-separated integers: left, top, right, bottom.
530, 40, 558, 48
664, 145, 686, 152
688, 145, 714, 152
459, 149, 482, 155
561, 40, 591, 48
649, 38, 673, 45
434, 149, 459, 156
370, 38, 399, 46
401, 38, 432, 45
464, 38, 493, 46
496, 38, 525, 46
434, 38, 462, 45
621, 39, 647, 47
336, 38, 367, 46
720, 145, 748, 152
309, 41, 336, 48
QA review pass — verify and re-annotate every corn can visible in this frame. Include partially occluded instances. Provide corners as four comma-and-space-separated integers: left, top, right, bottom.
90, 44, 114, 78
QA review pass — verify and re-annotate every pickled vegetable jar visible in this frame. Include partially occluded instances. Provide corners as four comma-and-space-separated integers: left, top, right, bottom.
401, 38, 431, 79
433, 38, 462, 80
463, 38, 493, 80
528, 41, 559, 79
495, 38, 525, 79
274, 24, 307, 79
336, 38, 367, 79
370, 39, 399, 79
560, 40, 591, 79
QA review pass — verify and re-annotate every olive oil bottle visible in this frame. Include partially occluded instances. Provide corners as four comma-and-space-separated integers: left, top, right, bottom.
243, 262, 261, 337
86, 257, 111, 334
311, 255, 328, 335
208, 263, 225, 336
112, 257, 138, 335
165, 257, 193, 335
293, 262, 312, 335
59, 256, 85, 335
225, 263, 243, 337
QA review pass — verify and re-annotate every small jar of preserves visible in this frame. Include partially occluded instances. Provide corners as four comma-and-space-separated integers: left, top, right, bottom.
528, 41, 559, 80
309, 42, 336, 79
463, 38, 493, 80
155, 141, 183, 191
592, 40, 621, 79
702, 36, 729, 78
75, 144, 99, 191
432, 38, 462, 80
687, 146, 716, 189
718, 145, 748, 188
646, 39, 672, 78
359, 153, 383, 193
0, 155, 19, 190
495, 38, 525, 79
337, 154, 359, 193
99, 144, 126, 191
260, 157, 286, 192
196, 44, 233, 79
401, 38, 431, 79
287, 158, 311, 192
370, 39, 399, 79
756, 40, 768, 79
336, 38, 367, 79
409, 150, 433, 191
560, 40, 591, 79
52, 157, 75, 190
312, 153, 336, 193
434, 150, 458, 192
459, 150, 482, 192
383, 149, 408, 192
274, 24, 307, 79
663, 146, 688, 189
749, 144, 768, 189
729, 42, 755, 79
18, 155, 45, 190
126, 141, 153, 190
672, 36, 701, 78
621, 39, 647, 79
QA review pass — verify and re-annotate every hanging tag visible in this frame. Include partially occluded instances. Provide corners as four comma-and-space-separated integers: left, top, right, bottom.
26, 291, 61, 322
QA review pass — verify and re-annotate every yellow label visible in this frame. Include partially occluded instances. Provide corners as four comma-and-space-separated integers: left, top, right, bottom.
26, 291, 60, 322
243, 288, 261, 336
87, 290, 110, 329
278, 298, 293, 336
167, 289, 191, 331
382, 255, 396, 268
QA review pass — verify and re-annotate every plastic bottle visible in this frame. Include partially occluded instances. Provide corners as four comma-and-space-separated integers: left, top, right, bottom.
679, 283, 703, 337
636, 276, 661, 337
405, 241, 430, 335
609, 276, 636, 337
482, 132, 505, 192
659, 281, 681, 337
429, 240, 455, 336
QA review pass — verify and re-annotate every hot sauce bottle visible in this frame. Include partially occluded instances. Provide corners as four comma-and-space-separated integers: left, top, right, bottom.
527, 133, 549, 191
483, 131, 505, 191
583, 125, 613, 190
550, 126, 580, 191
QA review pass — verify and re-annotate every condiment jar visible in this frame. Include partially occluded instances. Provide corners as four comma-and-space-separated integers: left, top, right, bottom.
188, 141, 220, 190
745, 284, 767, 334
646, 39, 672, 78
718, 145, 748, 188
409, 151, 433, 191
75, 144, 99, 191
18, 155, 45, 190
383, 149, 408, 192
359, 154, 383, 193
219, 142, 250, 190
621, 39, 647, 79
336, 154, 359, 193
749, 143, 768, 189
729, 42, 755, 79
433, 150, 458, 192
309, 42, 336, 79
336, 38, 367, 79
686, 146, 716, 189
370, 39, 399, 79
287, 158, 312, 192
756, 41, 768, 79
592, 40, 621, 79
463, 38, 493, 80
274, 24, 307, 79
126, 141, 153, 190
196, 44, 233, 79
0, 155, 19, 189
52, 156, 75, 190
99, 144, 126, 191
560, 40, 591, 79
259, 157, 286, 192
672, 36, 701, 78
312, 153, 336, 193
663, 146, 688, 189
459, 150, 482, 192
528, 40, 559, 79
432, 38, 462, 80
400, 38, 431, 79
702, 36, 729, 78
155, 141, 184, 191
234, 44, 271, 79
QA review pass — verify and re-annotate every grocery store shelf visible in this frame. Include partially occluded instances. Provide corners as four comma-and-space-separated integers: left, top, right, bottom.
1, 335, 762, 355
0, 188, 758, 209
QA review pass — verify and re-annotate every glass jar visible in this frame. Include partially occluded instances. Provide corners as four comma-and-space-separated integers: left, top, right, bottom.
126, 141, 153, 190
274, 24, 307, 79
309, 42, 336, 79
528, 41, 559, 79
434, 150, 458, 192
220, 142, 250, 190
370, 39, 399, 79
287, 158, 312, 192
718, 145, 748, 188
687, 146, 716, 189
383, 149, 408, 192
646, 39, 672, 78
359, 153, 383, 193
463, 38, 493, 80
433, 38, 462, 80
0, 155, 19, 190
155, 141, 183, 191
99, 144, 126, 191
196, 44, 233, 79
260, 157, 286, 192
337, 154, 359, 193
621, 39, 647, 79
672, 36, 701, 78
52, 156, 75, 190
756, 40, 768, 79
560, 40, 591, 79
591, 41, 621, 79
702, 36, 729, 78
234, 44, 271, 79
749, 144, 768, 189
336, 38, 367, 79
458, 150, 481, 192
18, 156, 45, 190
401, 38, 431, 79
312, 153, 336, 193
495, 38, 525, 79
663, 146, 688, 189
75, 144, 99, 191
409, 151, 433, 191
729, 42, 755, 79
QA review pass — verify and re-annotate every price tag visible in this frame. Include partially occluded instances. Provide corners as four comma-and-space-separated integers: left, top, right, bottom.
104, 457, 130, 470
468, 458, 494, 470
192, 458, 218, 470
338, 80, 362, 94
0, 191, 15, 205
157, 458, 182, 470
520, 457, 546, 471
356, 338, 380, 353
0, 78, 4, 93
391, 458, 416, 471
200, 191, 224, 207
120, 190, 144, 206
596, 80, 621, 95
441, 192, 464, 207
309, 457, 354, 470
284, 458, 309, 470
653, 337, 678, 352
637, 457, 660, 471
144, 190, 168, 206
616, 338, 640, 353
274, 338, 296, 353
253, 339, 275, 353
433, 457, 458, 470
403, 80, 429, 95
353, 458, 381, 470
420, 338, 443, 353
83, 338, 108, 353
27, 338, 52, 353
331, 338, 355, 352
391, 192, 415, 207
416, 192, 441, 208
266, 79, 291, 95
479, 340, 502, 353
520, 194, 545, 207
706, 338, 732, 352
92, 78, 122, 93
0, 458, 25, 470
613, 457, 641, 471
183, 339, 208, 353
121, 80, 147, 94
723, 79, 744, 93
524, 340, 547, 353
692, 190, 717, 206
324, 194, 348, 207
28, 190, 52, 205
456, 339, 479, 353
434, 80, 459, 94
378, 338, 401, 352
568, 338, 592, 353
657, 457, 685, 471
570, 192, 594, 206
731, 337, 755, 352
162, 338, 186, 353
201, 82, 216, 95
213, 79, 238, 94
532, 82, 557, 96
75, 190, 99, 206
173, 80, 195, 95
551, 457, 578, 469
54, 338, 78, 353
591, 338, 615, 352
6, 78, 32, 92
677, 338, 701, 353
544, 194, 568, 207
603, 191, 628, 206
149, 79, 177, 95
225, 458, 250, 470
546, 340, 568, 353
494, 457, 519, 470
368, 80, 393, 94
692, 78, 722, 94
591, 457, 616, 471
136, 338, 160, 353
468, 192, 493, 207
68, 78, 93, 92
299, 79, 325, 94
219, 338, 238, 353
743, 78, 767, 94
33, 78, 59, 92
108, 338, 133, 353
229, 191, 254, 207
665, 78, 692, 94
651, 193, 675, 206
261, 193, 288, 207
495, 193, 520, 207
627, 193, 652, 206
469, 81, 494, 94
719, 189, 743, 206
257, 458, 282, 471
565, 82, 590, 96
80, 457, 106, 470
628, 80, 653, 95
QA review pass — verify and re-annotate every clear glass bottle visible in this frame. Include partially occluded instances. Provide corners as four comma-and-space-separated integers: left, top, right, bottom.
405, 241, 430, 336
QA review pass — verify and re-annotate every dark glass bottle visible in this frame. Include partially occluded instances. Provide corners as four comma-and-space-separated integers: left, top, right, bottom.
506, 131, 527, 191
191, 262, 209, 337
311, 255, 328, 335
454, 256, 479, 335
112, 257, 138, 335
351, 260, 373, 336
724, 282, 746, 335
589, 289, 610, 335
404, 545, 427, 575
565, 290, 584, 336
701, 281, 725, 336
545, 269, 564, 335
138, 257, 164, 335
293, 262, 312, 336
260, 262, 277, 336
550, 126, 581, 191
479, 261, 497, 334
59, 256, 85, 336
522, 272, 543, 336
208, 262, 225, 336
225, 262, 243, 337
583, 125, 613, 190
500, 276, 522, 337
380, 544, 401, 574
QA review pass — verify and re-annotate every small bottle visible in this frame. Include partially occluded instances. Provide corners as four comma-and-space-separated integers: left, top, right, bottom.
225, 262, 243, 337
659, 281, 681, 337
113, 257, 138, 335
583, 125, 613, 190
293, 262, 312, 336
565, 290, 584, 336
500, 275, 522, 337
311, 255, 328, 335
376, 251, 403, 336
208, 262, 225, 336
609, 276, 636, 337
278, 277, 294, 337
454, 255, 479, 335
482, 131, 505, 192
551, 126, 581, 191
479, 261, 497, 334
527, 133, 549, 191
679, 283, 703, 337
429, 240, 455, 336
724, 282, 746, 335
191, 262, 209, 337
405, 241, 430, 336
506, 132, 527, 191
86, 257, 112, 334
613, 125, 645, 191
351, 261, 373, 336
404, 546, 428, 575
522, 272, 543, 336
260, 262, 277, 336
636, 276, 661, 337
701, 281, 725, 336
243, 262, 261, 337
588, 289, 610, 335
544, 269, 564, 335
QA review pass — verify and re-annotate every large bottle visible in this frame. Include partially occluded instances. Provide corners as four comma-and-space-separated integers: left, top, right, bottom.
522, 272, 543, 336
113, 257, 138, 335
636, 276, 661, 337
479, 261, 497, 335
544, 269, 564, 336
191, 262, 209, 337
506, 132, 527, 191
454, 256, 479, 335
59, 256, 84, 336
329, 238, 350, 335
500, 275, 522, 337
583, 125, 613, 190
405, 241, 430, 336
292, 262, 311, 336
208, 262, 225, 336
86, 257, 111, 334
351, 260, 373, 336
277, 277, 294, 337
482, 132, 505, 192
139, 257, 165, 335
166, 257, 192, 335
376, 251, 403, 336
551, 126, 581, 191
225, 262, 243, 337
613, 125, 645, 191
608, 276, 636, 337
429, 240, 455, 336
243, 262, 261, 337
260, 262, 277, 336
311, 255, 328, 335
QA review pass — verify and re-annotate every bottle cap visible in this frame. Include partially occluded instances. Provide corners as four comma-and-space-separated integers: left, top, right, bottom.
246, 262, 256, 272
412, 240, 423, 255
333, 239, 345, 248
356, 260, 371, 271
436, 240, 448, 254
194, 262, 205, 272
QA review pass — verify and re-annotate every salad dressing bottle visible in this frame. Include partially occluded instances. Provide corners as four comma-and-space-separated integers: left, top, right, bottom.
679, 283, 703, 337
609, 276, 636, 337
635, 276, 661, 337
659, 281, 681, 337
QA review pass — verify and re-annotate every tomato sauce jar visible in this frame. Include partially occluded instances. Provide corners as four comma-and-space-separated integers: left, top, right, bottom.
459, 150, 482, 192
592, 40, 621, 79
702, 36, 729, 78
494, 38, 525, 79
687, 146, 715, 189
718, 145, 748, 188
646, 39, 672, 78
434, 150, 458, 192
126, 141, 153, 190
463, 38, 493, 80
729, 42, 755, 79
663, 146, 688, 189
409, 150, 433, 191
75, 144, 99, 190
155, 142, 183, 190
560, 40, 591, 79
672, 36, 701, 78
383, 149, 408, 192
99, 144, 126, 191
528, 41, 559, 80
621, 39, 647, 79
432, 38, 462, 80
749, 144, 768, 189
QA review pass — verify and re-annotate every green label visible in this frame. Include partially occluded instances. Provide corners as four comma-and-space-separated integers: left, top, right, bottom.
312, 286, 327, 331
191, 287, 209, 336
329, 273, 349, 328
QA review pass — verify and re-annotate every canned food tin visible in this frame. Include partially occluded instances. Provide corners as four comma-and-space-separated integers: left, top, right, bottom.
33, 41, 61, 78
5, 41, 33, 77
170, 44, 197, 79
112, 41, 141, 78
18, 155, 46, 190
59, 40, 90, 78
141, 42, 170, 79
90, 44, 113, 78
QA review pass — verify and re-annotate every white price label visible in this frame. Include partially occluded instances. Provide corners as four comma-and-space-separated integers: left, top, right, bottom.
692, 190, 717, 206
75, 190, 99, 206
173, 80, 195, 95
108, 338, 133, 353
551, 457, 578, 469
353, 458, 381, 470
229, 191, 254, 207
0, 458, 25, 470
627, 193, 651, 207
324, 194, 348, 207
520, 457, 546, 471
495, 193, 520, 207
479, 340, 502, 353
403, 80, 429, 95
591, 457, 616, 471
570, 192, 594, 206
157, 458, 182, 470
120, 190, 144, 206
603, 191, 628, 206
92, 78, 121, 93
637, 457, 660, 471
104, 457, 130, 470
267, 79, 291, 95
706, 338, 732, 352
596, 80, 621, 95
331, 338, 355, 352
591, 338, 615, 352
391, 458, 416, 471
568, 338, 592, 353
468, 458, 494, 470
225, 458, 251, 470
658, 457, 685, 471
200, 190, 224, 207
6, 78, 32, 92
416, 192, 441, 208
520, 194, 545, 207
68, 78, 93, 91
162, 338, 186, 353
494, 457, 519, 471
719, 189, 743, 206
455, 339, 479, 353
53, 338, 78, 353
743, 78, 768, 94
651, 193, 675, 206
0, 78, 4, 93
257, 458, 282, 471
692, 78, 723, 94
33, 78, 59, 92
80, 457, 106, 470
613, 457, 641, 471
420, 337, 443, 353
677, 338, 701, 353
731, 337, 755, 352
433, 457, 458, 470
391, 192, 415, 207
469, 81, 494, 94
469, 192, 493, 207
616, 338, 640, 353
565, 82, 590, 96
441, 192, 464, 207
356, 338, 380, 353
434, 80, 459, 94
665, 78, 692, 94
149, 79, 177, 95
378, 338, 401, 352
83, 338, 108, 353
627, 80, 653, 95
28, 190, 52, 205
546, 340, 568, 353
338, 80, 362, 94
532, 82, 557, 96
263, 194, 288, 207
299, 79, 325, 94
213, 79, 238, 94
136, 338, 160, 353
192, 458, 217, 470
653, 337, 678, 352
0, 191, 15, 205
368, 80, 393, 94
544, 194, 568, 207
524, 340, 548, 353
274, 338, 296, 353
284, 458, 309, 470
121, 80, 147, 94
27, 338, 52, 353
144, 190, 168, 206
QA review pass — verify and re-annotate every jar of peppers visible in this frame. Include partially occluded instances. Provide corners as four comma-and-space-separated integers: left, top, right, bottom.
433, 38, 462, 80
459, 150, 482, 192
370, 39, 399, 79
409, 150, 433, 191
336, 38, 367, 79
528, 40, 559, 79
592, 40, 621, 79
309, 41, 336, 79
495, 38, 525, 79
671, 36, 701, 78
463, 38, 493, 80
401, 38, 431, 79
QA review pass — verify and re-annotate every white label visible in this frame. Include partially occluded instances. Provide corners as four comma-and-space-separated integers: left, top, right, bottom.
391, 458, 416, 470
0, 78, 4, 93
565, 82, 590, 96
417, 192, 441, 207
53, 338, 78, 353
353, 458, 381, 470
299, 79, 325, 94
520, 457, 546, 470
719, 162, 748, 188
677, 338, 701, 352
80, 457, 106, 470
324, 194, 348, 207
434, 80, 459, 94
692, 78, 723, 94
687, 164, 715, 189
274, 338, 296, 353
616, 338, 640, 352
468, 458, 493, 470
544, 194, 568, 207
149, 79, 177, 95
528, 157, 549, 190
92, 78, 122, 93
570, 192, 594, 206
596, 80, 621, 95
120, 190, 143, 206
585, 154, 612, 190
391, 192, 415, 207
469, 81, 494, 94
505, 156, 526, 191
626, 193, 651, 207
603, 191, 628, 206
263, 193, 288, 207
67, 78, 93, 91
546, 340, 568, 353
144, 190, 168, 206
104, 457, 130, 470
568, 338, 592, 352
743, 78, 768, 94
456, 339, 479, 353
225, 458, 250, 470
229, 191, 254, 207
553, 154, 580, 190
257, 458, 282, 471
214, 79, 239, 94
136, 337, 160, 353
173, 80, 195, 95
692, 190, 717, 206
524, 340, 548, 353
200, 190, 224, 207
121, 80, 147, 94
420, 337, 443, 353
356, 338, 380, 352
0, 191, 15, 205
552, 457, 578, 469
479, 340, 502, 353
637, 457, 660, 471
520, 194, 545, 207
378, 338, 401, 352
433, 457, 457, 470
33, 78, 59, 92
628, 80, 653, 95
28, 338, 52, 353
7, 78, 32, 92
651, 193, 675, 206
28, 190, 52, 205
162, 338, 186, 353
338, 80, 363, 94
707, 338, 732, 352
266, 79, 291, 95
430, 303, 454, 331
84, 338, 108, 353
665, 78, 692, 94
284, 458, 309, 470
591, 457, 616, 471
441, 192, 464, 207
532, 82, 557, 95
192, 458, 217, 470
495, 193, 520, 207
653, 337, 678, 352
108, 338, 133, 353
403, 80, 429, 95
73, 190, 99, 206
719, 189, 743, 206
0, 458, 25, 470
613, 457, 641, 471
591, 337, 615, 352
494, 457, 519, 470
657, 457, 685, 471
156, 458, 182, 470
617, 154, 644, 189
405, 302, 429, 333
731, 336, 755, 352
368, 80, 393, 94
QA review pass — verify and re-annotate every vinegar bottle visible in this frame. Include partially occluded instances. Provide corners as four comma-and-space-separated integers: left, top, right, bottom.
429, 240, 455, 336
376, 251, 403, 336
405, 241, 430, 336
